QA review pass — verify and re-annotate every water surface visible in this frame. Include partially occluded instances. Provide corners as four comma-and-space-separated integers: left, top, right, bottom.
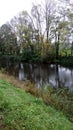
0, 61, 73, 91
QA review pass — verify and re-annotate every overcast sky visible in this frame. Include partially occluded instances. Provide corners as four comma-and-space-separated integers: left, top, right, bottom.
0, 0, 41, 26
0, 0, 72, 26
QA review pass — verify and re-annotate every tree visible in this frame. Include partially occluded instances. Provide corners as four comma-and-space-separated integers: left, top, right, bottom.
0, 23, 17, 55
67, 2, 73, 55
31, 4, 43, 44
44, 0, 56, 42
10, 11, 35, 50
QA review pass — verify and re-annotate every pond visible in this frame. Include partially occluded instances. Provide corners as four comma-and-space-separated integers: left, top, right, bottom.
0, 61, 73, 91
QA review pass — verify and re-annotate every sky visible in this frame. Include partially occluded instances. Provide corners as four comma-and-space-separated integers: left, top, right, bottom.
0, 0, 39, 26
0, 0, 72, 26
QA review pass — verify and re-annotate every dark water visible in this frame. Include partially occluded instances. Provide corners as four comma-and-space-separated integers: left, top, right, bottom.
0, 61, 73, 91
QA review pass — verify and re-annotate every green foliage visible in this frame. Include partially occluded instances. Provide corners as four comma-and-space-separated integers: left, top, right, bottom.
21, 41, 56, 63
58, 56, 73, 66
21, 48, 42, 62
0, 80, 73, 130
0, 23, 18, 55
0, 0, 73, 64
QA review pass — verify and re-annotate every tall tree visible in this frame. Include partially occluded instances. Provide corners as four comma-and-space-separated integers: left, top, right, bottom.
43, 0, 56, 42
10, 11, 35, 51
31, 4, 43, 44
0, 23, 17, 55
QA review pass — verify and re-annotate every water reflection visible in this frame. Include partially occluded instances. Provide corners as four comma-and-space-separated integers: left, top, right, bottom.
18, 63, 73, 91
0, 61, 73, 91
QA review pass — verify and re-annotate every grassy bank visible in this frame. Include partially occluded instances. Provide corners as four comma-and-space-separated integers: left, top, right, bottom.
0, 80, 73, 130
0, 72, 73, 122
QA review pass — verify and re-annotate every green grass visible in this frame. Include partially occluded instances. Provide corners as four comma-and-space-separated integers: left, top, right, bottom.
0, 80, 73, 130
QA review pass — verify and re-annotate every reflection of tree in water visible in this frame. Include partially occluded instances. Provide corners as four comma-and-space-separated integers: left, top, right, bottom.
55, 65, 66, 88
0, 59, 19, 76
19, 63, 25, 80
55, 64, 60, 88
3, 61, 73, 91
21, 63, 50, 88
55, 65, 73, 90
35, 64, 50, 88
